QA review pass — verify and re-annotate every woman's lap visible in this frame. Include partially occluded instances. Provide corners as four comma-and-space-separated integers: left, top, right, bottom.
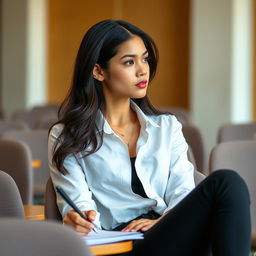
131, 170, 251, 256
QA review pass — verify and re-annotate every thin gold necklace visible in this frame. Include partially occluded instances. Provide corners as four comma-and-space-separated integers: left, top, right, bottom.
110, 122, 131, 137
110, 123, 132, 147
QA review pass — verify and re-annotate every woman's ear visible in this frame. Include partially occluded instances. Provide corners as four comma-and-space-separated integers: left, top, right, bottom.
92, 64, 104, 81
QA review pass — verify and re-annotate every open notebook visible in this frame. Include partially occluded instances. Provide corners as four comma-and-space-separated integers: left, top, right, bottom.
82, 230, 144, 246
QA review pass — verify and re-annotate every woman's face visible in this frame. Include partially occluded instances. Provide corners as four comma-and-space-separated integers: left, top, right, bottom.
101, 36, 150, 101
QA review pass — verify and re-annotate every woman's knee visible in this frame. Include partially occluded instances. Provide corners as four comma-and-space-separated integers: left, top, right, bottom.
209, 169, 250, 200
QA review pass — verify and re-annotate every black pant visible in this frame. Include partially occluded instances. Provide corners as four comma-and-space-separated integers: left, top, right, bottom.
127, 170, 251, 256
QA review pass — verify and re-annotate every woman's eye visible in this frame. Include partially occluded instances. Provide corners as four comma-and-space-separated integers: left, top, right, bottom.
143, 56, 150, 62
124, 60, 134, 65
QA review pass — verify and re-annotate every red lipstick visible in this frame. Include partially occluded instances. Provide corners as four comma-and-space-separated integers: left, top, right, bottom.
135, 80, 147, 89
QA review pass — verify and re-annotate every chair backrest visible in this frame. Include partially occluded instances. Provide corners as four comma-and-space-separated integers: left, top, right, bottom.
0, 119, 28, 135
159, 107, 191, 124
12, 107, 58, 129
0, 218, 93, 256
187, 146, 196, 168
2, 130, 49, 196
0, 139, 33, 204
182, 124, 205, 173
217, 122, 256, 143
209, 140, 256, 230
0, 170, 24, 217
44, 177, 62, 221
194, 170, 206, 186
32, 104, 59, 113
34, 113, 58, 130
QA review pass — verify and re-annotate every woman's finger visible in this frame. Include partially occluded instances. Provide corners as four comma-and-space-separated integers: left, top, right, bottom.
64, 210, 94, 235
122, 219, 158, 232
122, 219, 148, 231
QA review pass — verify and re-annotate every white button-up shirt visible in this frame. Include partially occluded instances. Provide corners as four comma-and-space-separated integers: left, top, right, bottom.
48, 102, 195, 230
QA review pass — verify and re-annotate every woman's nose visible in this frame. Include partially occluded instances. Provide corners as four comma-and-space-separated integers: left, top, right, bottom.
137, 65, 147, 77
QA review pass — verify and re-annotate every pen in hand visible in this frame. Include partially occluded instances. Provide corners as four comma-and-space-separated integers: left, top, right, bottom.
56, 185, 98, 233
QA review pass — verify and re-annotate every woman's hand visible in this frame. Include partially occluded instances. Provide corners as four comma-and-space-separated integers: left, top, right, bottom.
121, 218, 159, 232
63, 209, 96, 236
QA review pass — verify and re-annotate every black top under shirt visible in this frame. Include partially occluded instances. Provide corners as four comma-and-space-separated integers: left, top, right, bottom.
112, 157, 159, 231
130, 157, 148, 198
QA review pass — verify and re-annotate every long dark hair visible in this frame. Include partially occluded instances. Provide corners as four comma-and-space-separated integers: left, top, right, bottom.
52, 19, 163, 174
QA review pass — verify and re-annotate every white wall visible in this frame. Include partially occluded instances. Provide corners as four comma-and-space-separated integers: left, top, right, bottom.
1, 0, 27, 116
1, 0, 47, 117
191, 0, 253, 170
27, 0, 47, 109
231, 0, 252, 122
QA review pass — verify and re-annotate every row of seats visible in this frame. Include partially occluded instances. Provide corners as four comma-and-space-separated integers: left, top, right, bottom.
0, 104, 59, 130
0, 125, 256, 251
0, 105, 256, 200
1, 105, 256, 246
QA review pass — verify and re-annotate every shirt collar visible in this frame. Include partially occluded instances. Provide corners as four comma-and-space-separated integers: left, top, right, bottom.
96, 101, 160, 135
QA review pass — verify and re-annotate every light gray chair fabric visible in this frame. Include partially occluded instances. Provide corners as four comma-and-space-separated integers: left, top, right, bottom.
12, 109, 42, 129
187, 145, 197, 168
194, 170, 206, 186
209, 140, 256, 247
35, 113, 58, 130
0, 218, 93, 256
217, 122, 256, 143
0, 139, 33, 204
159, 107, 191, 124
12, 107, 58, 129
0, 119, 28, 135
182, 124, 205, 172
0, 170, 24, 217
32, 104, 59, 113
2, 130, 49, 197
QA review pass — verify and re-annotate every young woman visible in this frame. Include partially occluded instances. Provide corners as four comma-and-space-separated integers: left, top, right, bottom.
48, 20, 251, 256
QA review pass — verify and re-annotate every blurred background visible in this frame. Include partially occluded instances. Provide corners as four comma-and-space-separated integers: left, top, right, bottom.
0, 0, 255, 168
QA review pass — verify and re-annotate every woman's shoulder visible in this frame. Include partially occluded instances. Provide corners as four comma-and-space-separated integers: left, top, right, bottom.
49, 123, 64, 139
149, 113, 180, 127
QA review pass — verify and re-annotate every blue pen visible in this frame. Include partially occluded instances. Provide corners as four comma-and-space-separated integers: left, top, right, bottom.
56, 185, 98, 233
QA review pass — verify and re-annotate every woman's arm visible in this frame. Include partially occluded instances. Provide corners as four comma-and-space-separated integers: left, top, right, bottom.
163, 116, 195, 213
48, 125, 101, 235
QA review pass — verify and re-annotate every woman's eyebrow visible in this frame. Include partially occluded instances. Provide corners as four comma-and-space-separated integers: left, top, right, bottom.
120, 50, 148, 60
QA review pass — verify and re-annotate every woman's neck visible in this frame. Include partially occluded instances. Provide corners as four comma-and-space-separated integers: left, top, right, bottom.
104, 99, 134, 126
104, 98, 140, 157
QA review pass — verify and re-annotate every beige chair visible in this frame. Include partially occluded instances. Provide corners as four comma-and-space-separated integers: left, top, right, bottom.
12, 107, 58, 129
0, 139, 33, 204
0, 218, 93, 256
44, 177, 62, 221
187, 146, 197, 169
0, 170, 24, 217
35, 113, 58, 130
194, 169, 206, 185
32, 103, 59, 113
209, 140, 256, 248
182, 124, 205, 173
0, 119, 28, 134
217, 122, 256, 143
2, 130, 49, 199
159, 107, 191, 124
